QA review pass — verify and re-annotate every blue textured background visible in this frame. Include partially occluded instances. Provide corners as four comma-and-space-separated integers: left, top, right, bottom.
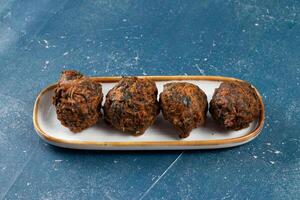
0, 1, 299, 199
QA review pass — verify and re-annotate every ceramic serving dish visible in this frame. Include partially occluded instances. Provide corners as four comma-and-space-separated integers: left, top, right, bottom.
33, 76, 265, 150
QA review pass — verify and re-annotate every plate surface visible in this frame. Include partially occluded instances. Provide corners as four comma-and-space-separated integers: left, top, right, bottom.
33, 76, 265, 150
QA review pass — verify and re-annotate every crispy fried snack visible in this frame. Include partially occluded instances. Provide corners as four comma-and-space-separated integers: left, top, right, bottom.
159, 82, 208, 138
209, 81, 261, 130
53, 70, 103, 132
104, 77, 159, 135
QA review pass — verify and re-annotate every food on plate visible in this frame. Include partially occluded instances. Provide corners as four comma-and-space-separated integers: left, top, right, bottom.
159, 82, 208, 138
53, 70, 103, 132
209, 81, 261, 130
103, 77, 159, 135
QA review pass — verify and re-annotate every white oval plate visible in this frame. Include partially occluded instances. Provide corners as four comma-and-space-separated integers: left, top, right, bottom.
33, 76, 265, 150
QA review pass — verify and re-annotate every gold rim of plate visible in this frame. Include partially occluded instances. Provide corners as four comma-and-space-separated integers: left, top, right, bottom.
33, 76, 265, 147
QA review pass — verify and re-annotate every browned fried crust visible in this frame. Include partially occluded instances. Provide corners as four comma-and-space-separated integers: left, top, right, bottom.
53, 70, 103, 132
159, 82, 208, 138
209, 81, 261, 130
104, 77, 159, 135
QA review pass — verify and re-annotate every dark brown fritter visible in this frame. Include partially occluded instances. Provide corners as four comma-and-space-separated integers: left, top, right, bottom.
209, 81, 261, 130
53, 70, 103, 132
104, 77, 159, 135
159, 82, 208, 138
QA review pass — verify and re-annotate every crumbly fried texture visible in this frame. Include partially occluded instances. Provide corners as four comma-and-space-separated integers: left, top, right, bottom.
209, 81, 261, 130
104, 77, 159, 135
53, 70, 103, 132
159, 82, 208, 138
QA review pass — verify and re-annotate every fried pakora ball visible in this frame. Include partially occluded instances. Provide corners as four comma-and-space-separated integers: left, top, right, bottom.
209, 81, 261, 130
104, 77, 159, 135
53, 70, 103, 132
159, 82, 208, 138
